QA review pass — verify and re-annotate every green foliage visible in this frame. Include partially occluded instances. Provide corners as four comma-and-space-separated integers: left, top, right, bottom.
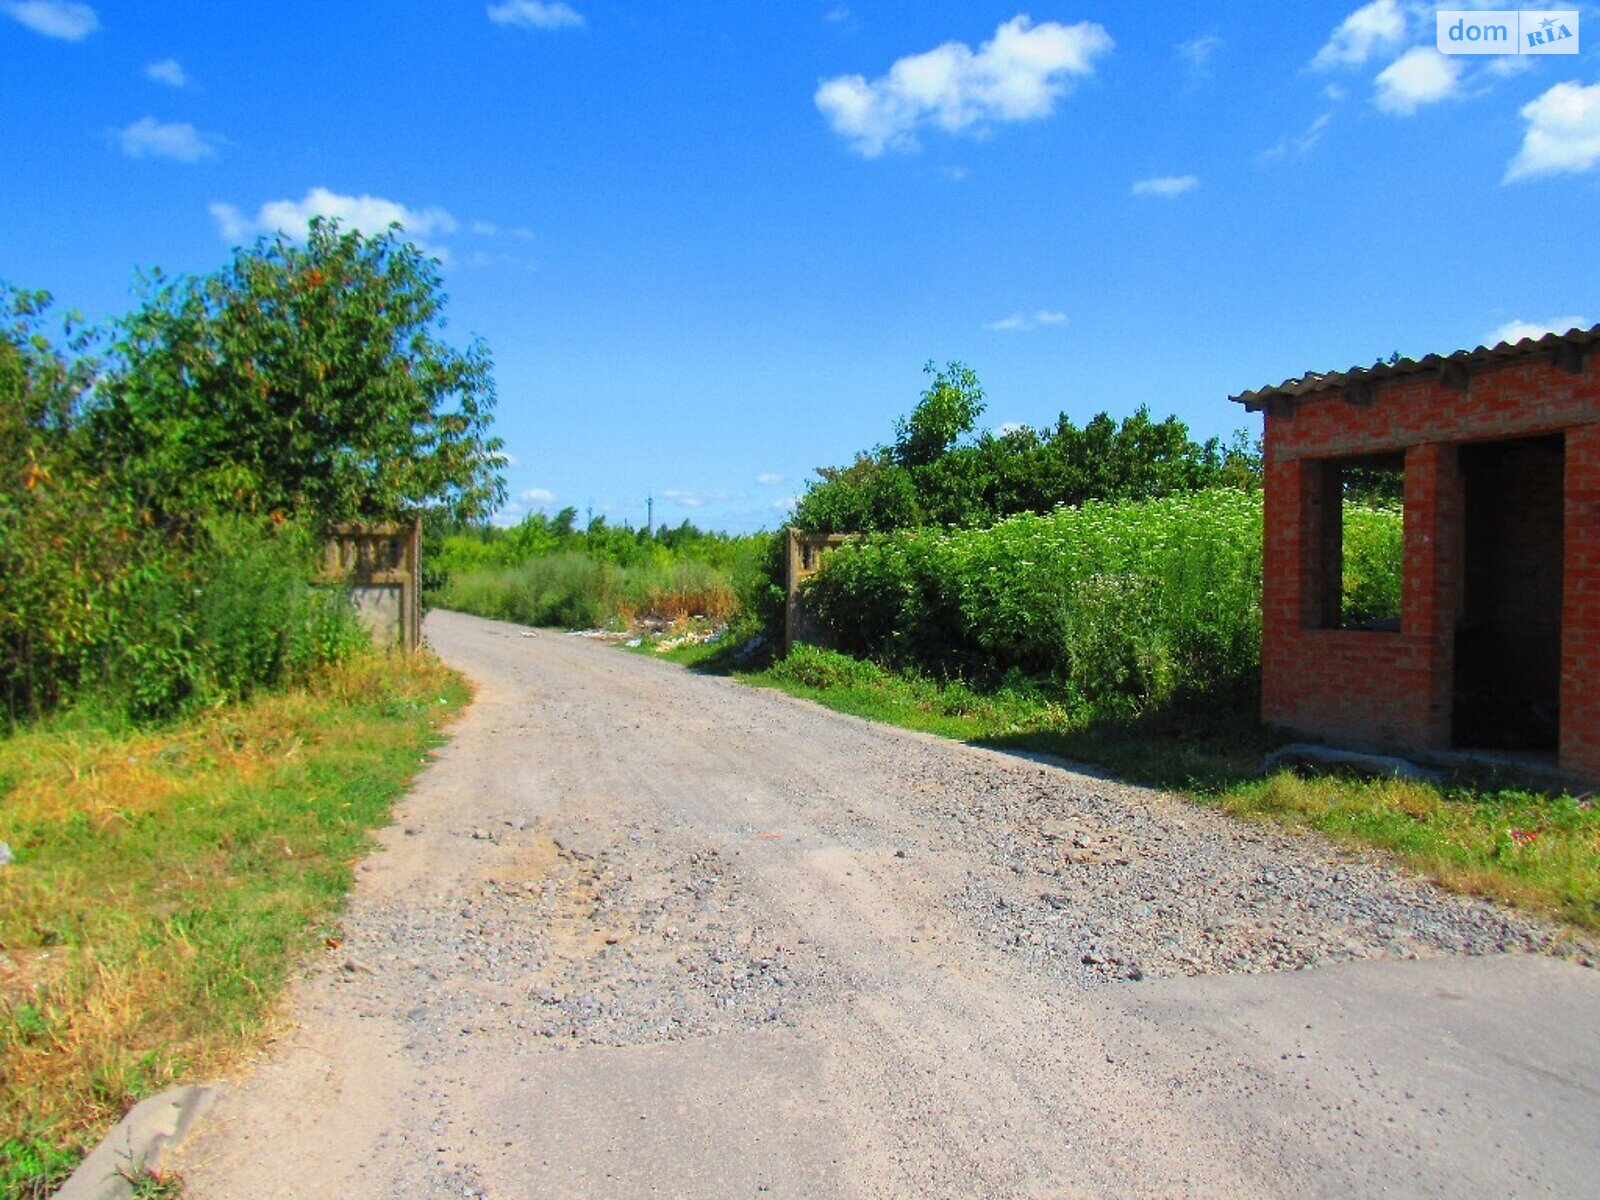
1, 1136, 78, 1200
89, 218, 506, 525
0, 287, 369, 724
891, 361, 985, 467
120, 518, 367, 718
794, 362, 1259, 534
1342, 502, 1404, 628
801, 490, 1401, 717
430, 513, 774, 632
444, 552, 615, 629
126, 1171, 185, 1200
767, 643, 891, 690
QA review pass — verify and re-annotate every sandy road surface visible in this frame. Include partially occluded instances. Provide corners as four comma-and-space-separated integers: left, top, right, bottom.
178, 610, 1600, 1198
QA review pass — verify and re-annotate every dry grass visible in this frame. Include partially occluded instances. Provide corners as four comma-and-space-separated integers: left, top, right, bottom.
1221, 772, 1600, 929
644, 583, 738, 625
0, 652, 468, 1199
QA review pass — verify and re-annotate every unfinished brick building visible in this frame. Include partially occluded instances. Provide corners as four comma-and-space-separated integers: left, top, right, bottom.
1234, 324, 1600, 782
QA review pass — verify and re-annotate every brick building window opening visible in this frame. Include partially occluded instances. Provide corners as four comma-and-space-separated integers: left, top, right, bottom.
1311, 453, 1405, 631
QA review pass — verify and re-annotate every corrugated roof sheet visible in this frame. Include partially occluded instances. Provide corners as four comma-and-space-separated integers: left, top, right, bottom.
1231, 322, 1600, 410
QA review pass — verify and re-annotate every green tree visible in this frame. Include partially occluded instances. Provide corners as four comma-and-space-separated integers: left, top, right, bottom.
791, 362, 1252, 535
0, 288, 131, 715
90, 218, 507, 525
892, 361, 985, 467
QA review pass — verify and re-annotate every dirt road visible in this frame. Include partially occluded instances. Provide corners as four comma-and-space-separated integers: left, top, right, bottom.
178, 610, 1600, 1198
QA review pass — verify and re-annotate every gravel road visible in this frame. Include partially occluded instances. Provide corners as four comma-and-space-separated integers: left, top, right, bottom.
177, 610, 1600, 1198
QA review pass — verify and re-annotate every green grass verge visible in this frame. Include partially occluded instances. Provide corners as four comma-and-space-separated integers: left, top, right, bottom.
0, 653, 469, 1200
635, 638, 1600, 937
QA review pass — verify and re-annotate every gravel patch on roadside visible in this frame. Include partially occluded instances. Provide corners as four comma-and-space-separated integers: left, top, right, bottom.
908, 756, 1587, 986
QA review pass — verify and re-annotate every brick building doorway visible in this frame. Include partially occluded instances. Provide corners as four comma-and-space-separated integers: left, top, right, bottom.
1452, 435, 1565, 752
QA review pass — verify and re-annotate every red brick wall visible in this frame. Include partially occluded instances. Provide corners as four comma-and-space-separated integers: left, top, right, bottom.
1563, 424, 1600, 776
1261, 446, 1456, 751
1258, 350, 1598, 778
1267, 357, 1599, 460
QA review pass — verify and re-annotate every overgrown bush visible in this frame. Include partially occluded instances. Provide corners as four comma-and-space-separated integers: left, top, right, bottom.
2, 293, 365, 722
438, 550, 746, 631
431, 513, 774, 633
111, 519, 368, 719
802, 490, 1404, 717
3, 508, 367, 724
1342, 502, 1404, 628
3, 218, 505, 729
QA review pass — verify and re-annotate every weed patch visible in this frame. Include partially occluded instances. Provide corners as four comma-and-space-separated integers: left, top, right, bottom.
0, 652, 467, 1199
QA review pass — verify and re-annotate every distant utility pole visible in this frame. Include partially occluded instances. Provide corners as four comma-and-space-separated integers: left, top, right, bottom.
646, 494, 653, 536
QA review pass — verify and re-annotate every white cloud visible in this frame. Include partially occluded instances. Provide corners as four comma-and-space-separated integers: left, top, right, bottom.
772, 496, 800, 514
487, 1, 582, 31
995, 421, 1028, 436
660, 488, 733, 509
144, 58, 188, 87
815, 15, 1113, 157
1483, 54, 1534, 80
1176, 34, 1221, 86
209, 187, 460, 260
1488, 315, 1588, 345
1131, 174, 1198, 198
3, 0, 97, 39
117, 118, 219, 163
471, 219, 500, 236
1310, 0, 1407, 70
984, 309, 1067, 332
1505, 80, 1600, 182
824, 5, 850, 23
519, 487, 556, 505
755, 473, 783, 486
1260, 111, 1334, 162
1323, 83, 1348, 103
1373, 47, 1461, 115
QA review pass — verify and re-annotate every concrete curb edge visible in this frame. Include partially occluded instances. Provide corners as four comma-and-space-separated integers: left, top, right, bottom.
54, 1085, 217, 1200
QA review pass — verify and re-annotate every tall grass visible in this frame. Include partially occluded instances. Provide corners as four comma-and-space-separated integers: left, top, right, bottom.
438, 550, 745, 631
3, 515, 368, 726
440, 552, 740, 629
802, 489, 1403, 717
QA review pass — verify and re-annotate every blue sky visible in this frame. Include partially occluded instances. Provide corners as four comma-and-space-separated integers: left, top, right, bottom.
3, 1, 1597, 531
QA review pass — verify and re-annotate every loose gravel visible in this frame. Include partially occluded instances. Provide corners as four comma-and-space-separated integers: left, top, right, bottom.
176, 612, 1600, 1200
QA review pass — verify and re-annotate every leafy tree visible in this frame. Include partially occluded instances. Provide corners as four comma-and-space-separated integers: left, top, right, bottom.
90, 218, 507, 525
892, 361, 985, 467
792, 364, 1259, 534
550, 506, 579, 537
0, 288, 131, 715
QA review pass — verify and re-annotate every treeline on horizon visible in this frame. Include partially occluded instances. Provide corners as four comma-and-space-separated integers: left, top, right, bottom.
790, 362, 1262, 534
